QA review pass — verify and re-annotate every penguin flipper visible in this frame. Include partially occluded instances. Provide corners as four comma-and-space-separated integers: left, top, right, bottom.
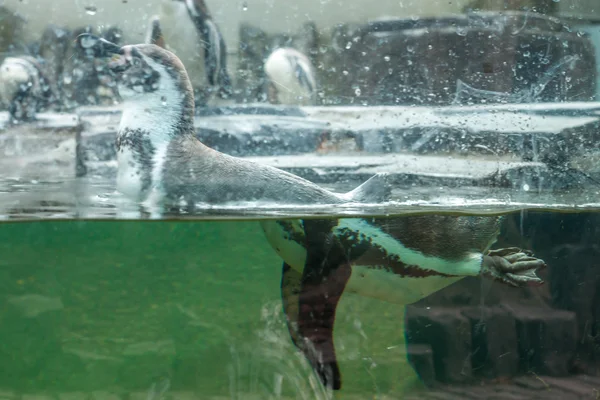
146, 16, 166, 49
280, 262, 302, 348
341, 172, 392, 203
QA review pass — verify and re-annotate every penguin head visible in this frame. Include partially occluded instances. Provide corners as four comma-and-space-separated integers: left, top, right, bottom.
77, 33, 194, 113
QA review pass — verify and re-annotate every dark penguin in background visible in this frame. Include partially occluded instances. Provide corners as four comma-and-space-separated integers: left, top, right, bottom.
61, 26, 122, 109
61, 26, 99, 109
0, 55, 56, 122
96, 26, 124, 104
146, 0, 233, 108
79, 34, 547, 393
37, 25, 71, 103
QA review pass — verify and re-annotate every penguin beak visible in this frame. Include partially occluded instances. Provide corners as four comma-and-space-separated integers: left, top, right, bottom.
77, 33, 123, 58
76, 33, 131, 74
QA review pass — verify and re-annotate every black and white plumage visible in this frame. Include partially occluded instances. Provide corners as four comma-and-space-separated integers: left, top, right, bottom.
0, 55, 56, 122
264, 47, 318, 106
79, 33, 547, 392
145, 0, 232, 107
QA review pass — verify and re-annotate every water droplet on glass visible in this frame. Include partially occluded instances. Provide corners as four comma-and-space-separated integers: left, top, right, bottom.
552, 0, 560, 2
84, 6, 97, 15
242, 2, 248, 11
565, 76, 572, 83
345, 42, 352, 49
342, 70, 348, 76
384, 55, 390, 62
364, 66, 370, 72
428, 44, 433, 50
161, 96, 167, 105
522, 183, 530, 191
456, 27, 467, 36
354, 87, 361, 96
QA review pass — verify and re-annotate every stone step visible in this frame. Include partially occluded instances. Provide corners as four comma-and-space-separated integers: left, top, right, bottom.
509, 306, 578, 376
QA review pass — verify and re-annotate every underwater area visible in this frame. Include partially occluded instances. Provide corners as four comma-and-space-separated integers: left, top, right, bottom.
0, 180, 598, 399
1, 0, 600, 399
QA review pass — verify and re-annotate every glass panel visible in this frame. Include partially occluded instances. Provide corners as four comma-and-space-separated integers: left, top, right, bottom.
0, 0, 598, 398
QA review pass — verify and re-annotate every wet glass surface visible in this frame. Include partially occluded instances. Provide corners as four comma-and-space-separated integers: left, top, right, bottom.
0, 0, 600, 399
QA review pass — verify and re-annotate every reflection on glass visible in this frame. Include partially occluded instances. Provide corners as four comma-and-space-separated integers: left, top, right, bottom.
0, 0, 598, 398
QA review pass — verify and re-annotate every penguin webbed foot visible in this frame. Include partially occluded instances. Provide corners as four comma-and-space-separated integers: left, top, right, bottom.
482, 247, 546, 287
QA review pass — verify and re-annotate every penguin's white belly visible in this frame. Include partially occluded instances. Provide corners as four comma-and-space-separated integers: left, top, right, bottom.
158, 2, 207, 90
260, 219, 307, 271
0, 59, 32, 105
259, 219, 467, 305
345, 266, 462, 305
116, 147, 145, 201
265, 49, 316, 106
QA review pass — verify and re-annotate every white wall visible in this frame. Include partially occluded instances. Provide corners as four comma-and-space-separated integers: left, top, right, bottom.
2, 0, 472, 52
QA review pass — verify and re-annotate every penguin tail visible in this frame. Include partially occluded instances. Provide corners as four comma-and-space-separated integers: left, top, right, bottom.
340, 172, 392, 203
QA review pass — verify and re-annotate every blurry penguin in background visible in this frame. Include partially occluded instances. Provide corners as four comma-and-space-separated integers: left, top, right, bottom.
95, 26, 124, 104
146, 0, 233, 108
0, 55, 56, 122
61, 26, 102, 109
37, 25, 70, 102
61, 26, 122, 109
264, 47, 318, 106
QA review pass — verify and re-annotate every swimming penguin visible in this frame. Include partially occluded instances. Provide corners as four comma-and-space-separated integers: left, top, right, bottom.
264, 47, 318, 106
146, 0, 233, 107
78, 34, 547, 391
0, 55, 56, 122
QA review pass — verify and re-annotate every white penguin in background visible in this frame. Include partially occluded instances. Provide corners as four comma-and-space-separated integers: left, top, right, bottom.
146, 0, 233, 108
264, 47, 318, 106
0, 56, 56, 122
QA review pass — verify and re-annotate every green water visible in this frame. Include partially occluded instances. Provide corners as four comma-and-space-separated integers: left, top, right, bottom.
0, 220, 424, 399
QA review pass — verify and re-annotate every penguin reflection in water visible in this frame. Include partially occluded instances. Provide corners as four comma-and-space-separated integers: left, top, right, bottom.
145, 0, 233, 108
78, 34, 547, 393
